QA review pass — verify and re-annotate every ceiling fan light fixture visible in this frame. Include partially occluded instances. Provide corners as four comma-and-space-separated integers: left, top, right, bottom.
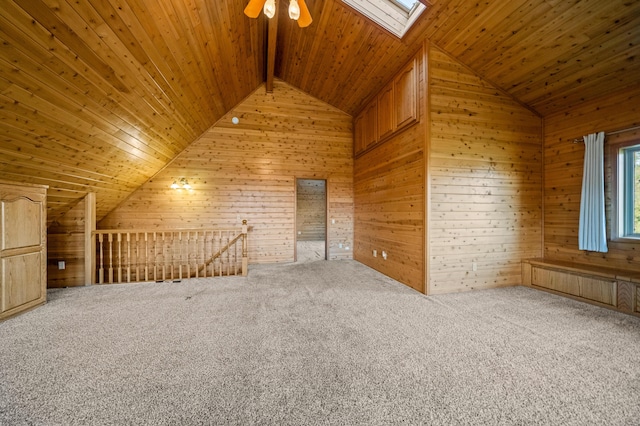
289, 0, 301, 20
263, 0, 276, 18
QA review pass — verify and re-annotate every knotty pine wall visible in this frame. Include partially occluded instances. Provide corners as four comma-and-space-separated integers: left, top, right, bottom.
428, 46, 543, 294
354, 49, 426, 293
47, 195, 92, 288
543, 85, 640, 270
99, 80, 353, 264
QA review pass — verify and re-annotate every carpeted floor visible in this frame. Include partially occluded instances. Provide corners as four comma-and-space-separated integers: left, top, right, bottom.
1, 259, 639, 425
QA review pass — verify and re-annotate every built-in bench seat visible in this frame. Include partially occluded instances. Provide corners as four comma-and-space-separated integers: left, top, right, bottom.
522, 258, 640, 316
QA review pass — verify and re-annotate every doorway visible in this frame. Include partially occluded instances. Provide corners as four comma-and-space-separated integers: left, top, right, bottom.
295, 179, 327, 263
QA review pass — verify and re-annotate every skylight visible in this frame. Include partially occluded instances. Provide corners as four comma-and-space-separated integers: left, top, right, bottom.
393, 0, 420, 12
342, 0, 426, 38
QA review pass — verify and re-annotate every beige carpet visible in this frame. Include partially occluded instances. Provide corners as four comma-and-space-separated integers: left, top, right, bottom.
1, 260, 639, 425
296, 240, 325, 263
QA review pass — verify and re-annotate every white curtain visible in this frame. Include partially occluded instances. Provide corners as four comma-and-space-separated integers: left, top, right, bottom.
578, 131, 608, 252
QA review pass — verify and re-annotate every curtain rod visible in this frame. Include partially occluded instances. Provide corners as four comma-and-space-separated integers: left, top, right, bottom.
571, 125, 640, 143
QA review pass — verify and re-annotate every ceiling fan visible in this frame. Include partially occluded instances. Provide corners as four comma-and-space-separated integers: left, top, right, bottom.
244, 0, 313, 27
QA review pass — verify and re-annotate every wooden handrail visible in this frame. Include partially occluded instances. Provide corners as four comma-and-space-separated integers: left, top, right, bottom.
92, 221, 248, 284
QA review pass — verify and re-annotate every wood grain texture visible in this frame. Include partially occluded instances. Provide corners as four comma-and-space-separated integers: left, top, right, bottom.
428, 46, 543, 294
99, 80, 353, 264
47, 196, 90, 288
543, 85, 640, 270
0, 180, 47, 320
0, 0, 264, 223
1, 0, 637, 228
354, 48, 426, 293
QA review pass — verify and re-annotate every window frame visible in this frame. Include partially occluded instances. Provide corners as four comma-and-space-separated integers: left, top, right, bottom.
611, 140, 640, 242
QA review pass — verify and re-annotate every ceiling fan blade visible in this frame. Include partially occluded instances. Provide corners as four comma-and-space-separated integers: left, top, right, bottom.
297, 0, 313, 27
244, 0, 268, 18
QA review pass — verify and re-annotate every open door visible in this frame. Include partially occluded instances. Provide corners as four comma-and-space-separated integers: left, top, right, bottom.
295, 179, 327, 262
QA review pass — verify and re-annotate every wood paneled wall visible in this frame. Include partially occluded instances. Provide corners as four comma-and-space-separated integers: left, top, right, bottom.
354, 49, 426, 293
543, 85, 640, 270
99, 80, 353, 264
47, 198, 86, 288
428, 46, 543, 294
296, 179, 326, 241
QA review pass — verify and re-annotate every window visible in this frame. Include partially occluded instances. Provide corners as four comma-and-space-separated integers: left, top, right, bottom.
342, 0, 427, 38
617, 144, 640, 239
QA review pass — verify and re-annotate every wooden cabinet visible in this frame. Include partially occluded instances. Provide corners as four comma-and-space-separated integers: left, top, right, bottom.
354, 100, 378, 154
394, 57, 418, 130
362, 100, 378, 150
0, 181, 48, 320
354, 50, 419, 156
377, 82, 395, 140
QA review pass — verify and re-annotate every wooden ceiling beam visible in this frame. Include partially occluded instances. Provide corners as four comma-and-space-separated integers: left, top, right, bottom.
265, 3, 279, 93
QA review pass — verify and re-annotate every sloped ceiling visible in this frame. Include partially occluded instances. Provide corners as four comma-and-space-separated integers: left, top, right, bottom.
0, 0, 638, 223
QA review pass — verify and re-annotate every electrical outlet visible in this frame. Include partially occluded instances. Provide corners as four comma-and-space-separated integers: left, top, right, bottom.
338, 243, 343, 248
331, 219, 335, 224
345, 246, 350, 250
382, 251, 387, 260
472, 262, 477, 272
58, 261, 65, 270
373, 249, 377, 257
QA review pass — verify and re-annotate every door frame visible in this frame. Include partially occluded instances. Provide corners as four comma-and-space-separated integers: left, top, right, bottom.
294, 177, 328, 262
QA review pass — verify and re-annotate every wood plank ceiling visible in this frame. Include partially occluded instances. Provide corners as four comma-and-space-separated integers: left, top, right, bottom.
0, 0, 638, 223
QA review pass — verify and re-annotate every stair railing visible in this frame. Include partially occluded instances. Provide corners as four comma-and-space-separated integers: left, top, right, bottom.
93, 220, 248, 284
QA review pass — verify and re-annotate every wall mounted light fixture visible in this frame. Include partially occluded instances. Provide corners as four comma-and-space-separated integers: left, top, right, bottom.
171, 178, 192, 190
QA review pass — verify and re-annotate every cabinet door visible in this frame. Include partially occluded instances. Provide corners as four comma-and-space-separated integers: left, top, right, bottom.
394, 57, 418, 130
363, 100, 378, 149
377, 82, 395, 140
2, 252, 43, 312
0, 189, 47, 317
354, 113, 366, 155
1, 197, 43, 250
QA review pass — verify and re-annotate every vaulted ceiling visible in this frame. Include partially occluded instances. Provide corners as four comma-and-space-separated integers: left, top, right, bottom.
1, 0, 639, 223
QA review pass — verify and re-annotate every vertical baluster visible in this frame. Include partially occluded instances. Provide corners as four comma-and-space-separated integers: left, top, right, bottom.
117, 233, 123, 283
170, 231, 174, 281
108, 233, 114, 284
167, 232, 172, 281
134, 233, 140, 282
194, 231, 199, 278
98, 233, 105, 284
178, 231, 182, 280
211, 230, 216, 277
218, 230, 222, 276
234, 238, 238, 275
202, 231, 208, 278
126, 233, 131, 283
226, 231, 230, 276
144, 232, 149, 282
161, 232, 167, 281
210, 230, 215, 277
242, 220, 248, 277
153, 232, 158, 281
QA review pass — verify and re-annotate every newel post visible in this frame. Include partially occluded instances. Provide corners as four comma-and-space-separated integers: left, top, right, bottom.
84, 192, 96, 285
241, 220, 248, 276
